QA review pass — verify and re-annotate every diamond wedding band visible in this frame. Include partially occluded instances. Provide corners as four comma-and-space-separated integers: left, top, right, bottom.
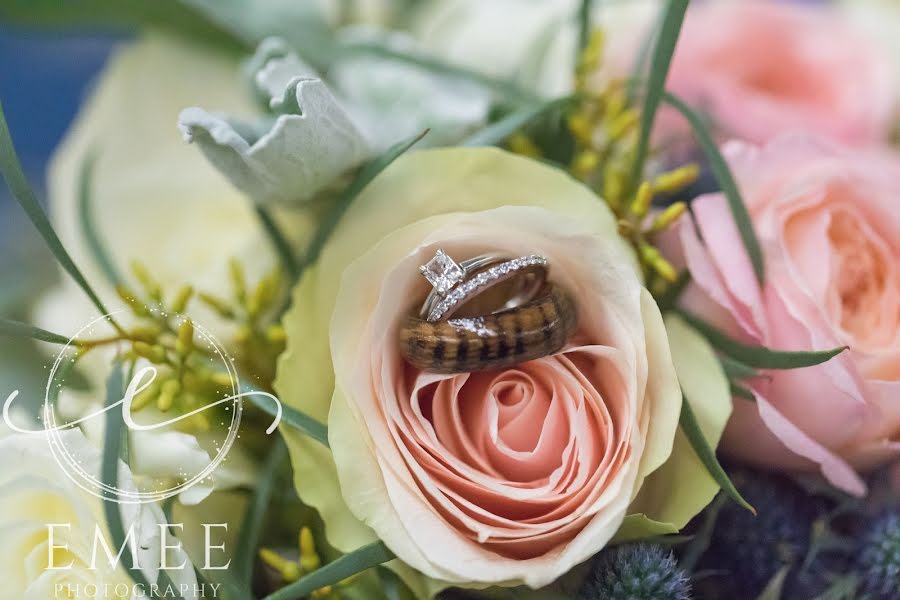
418, 249, 549, 322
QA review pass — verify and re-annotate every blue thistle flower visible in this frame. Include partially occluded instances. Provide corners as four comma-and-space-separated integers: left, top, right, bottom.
700, 470, 823, 598
857, 510, 900, 599
578, 543, 691, 600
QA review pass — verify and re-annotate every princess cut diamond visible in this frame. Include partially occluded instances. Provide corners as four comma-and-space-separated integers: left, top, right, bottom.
419, 249, 464, 295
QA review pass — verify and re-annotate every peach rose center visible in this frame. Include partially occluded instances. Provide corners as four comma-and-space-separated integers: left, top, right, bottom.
828, 212, 897, 345
394, 344, 632, 559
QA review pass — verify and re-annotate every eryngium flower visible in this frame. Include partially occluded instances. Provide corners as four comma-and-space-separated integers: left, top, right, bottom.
701, 471, 821, 597
578, 544, 691, 600
857, 510, 900, 599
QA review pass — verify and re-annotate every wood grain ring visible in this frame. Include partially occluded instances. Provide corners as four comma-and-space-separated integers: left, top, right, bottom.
399, 283, 578, 374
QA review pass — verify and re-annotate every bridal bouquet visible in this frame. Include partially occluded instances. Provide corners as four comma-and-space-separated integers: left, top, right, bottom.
1, 1, 898, 599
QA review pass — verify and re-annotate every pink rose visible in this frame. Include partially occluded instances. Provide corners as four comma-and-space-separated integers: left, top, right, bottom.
670, 133, 900, 496
642, 0, 896, 147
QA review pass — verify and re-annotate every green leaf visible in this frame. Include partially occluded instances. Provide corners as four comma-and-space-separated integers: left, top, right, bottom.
0, 318, 71, 345
254, 206, 300, 280
101, 362, 183, 597
680, 393, 755, 514
756, 565, 790, 600
719, 355, 759, 381
243, 381, 329, 447
627, 4, 663, 102
77, 150, 124, 286
730, 381, 757, 402
679, 492, 726, 572
233, 438, 288, 591
629, 0, 689, 191
0, 102, 116, 324
263, 542, 396, 600
577, 0, 595, 58
101, 363, 151, 588
678, 310, 848, 370
812, 574, 859, 600
289, 129, 428, 289
662, 91, 765, 283
462, 96, 575, 148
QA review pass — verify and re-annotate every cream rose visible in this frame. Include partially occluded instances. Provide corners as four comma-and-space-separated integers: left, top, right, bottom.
276, 148, 732, 593
0, 430, 196, 599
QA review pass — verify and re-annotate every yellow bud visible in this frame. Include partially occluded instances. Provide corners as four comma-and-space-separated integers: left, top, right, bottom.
606, 108, 639, 141
229, 258, 246, 304
604, 89, 627, 120
210, 371, 233, 388
116, 285, 150, 317
577, 29, 605, 80
130, 261, 162, 301
170, 285, 194, 314
156, 379, 181, 412
572, 150, 600, 179
130, 379, 161, 411
629, 181, 654, 218
250, 274, 279, 318
299, 527, 321, 573
132, 342, 167, 364
617, 218, 635, 238
198, 293, 235, 320
259, 548, 301, 582
653, 164, 700, 194
507, 133, 541, 159
266, 324, 286, 345
235, 324, 253, 345
639, 243, 678, 283
649, 202, 688, 232
129, 324, 161, 343
183, 410, 210, 433
162, 379, 181, 396
566, 112, 594, 145
176, 320, 194, 355
157, 391, 174, 412
602, 167, 627, 209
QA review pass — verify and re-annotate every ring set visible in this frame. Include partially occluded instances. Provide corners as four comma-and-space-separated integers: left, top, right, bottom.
399, 249, 578, 373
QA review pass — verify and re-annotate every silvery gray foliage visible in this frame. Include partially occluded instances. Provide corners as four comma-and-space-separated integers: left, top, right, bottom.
329, 28, 491, 152
178, 74, 371, 207
246, 37, 318, 108
178, 30, 490, 207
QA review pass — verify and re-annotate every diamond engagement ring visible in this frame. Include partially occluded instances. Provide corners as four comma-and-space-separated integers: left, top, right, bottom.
418, 249, 549, 322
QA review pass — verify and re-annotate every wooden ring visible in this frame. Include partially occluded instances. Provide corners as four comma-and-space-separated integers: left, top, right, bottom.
399, 283, 578, 374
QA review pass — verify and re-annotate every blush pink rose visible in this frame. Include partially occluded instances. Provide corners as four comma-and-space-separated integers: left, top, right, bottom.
669, 133, 900, 496
637, 0, 896, 147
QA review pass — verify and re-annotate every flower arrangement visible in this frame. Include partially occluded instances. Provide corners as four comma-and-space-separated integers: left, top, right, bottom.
0, 1, 898, 599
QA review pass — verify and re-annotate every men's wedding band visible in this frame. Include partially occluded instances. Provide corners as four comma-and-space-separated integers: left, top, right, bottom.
400, 283, 578, 374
